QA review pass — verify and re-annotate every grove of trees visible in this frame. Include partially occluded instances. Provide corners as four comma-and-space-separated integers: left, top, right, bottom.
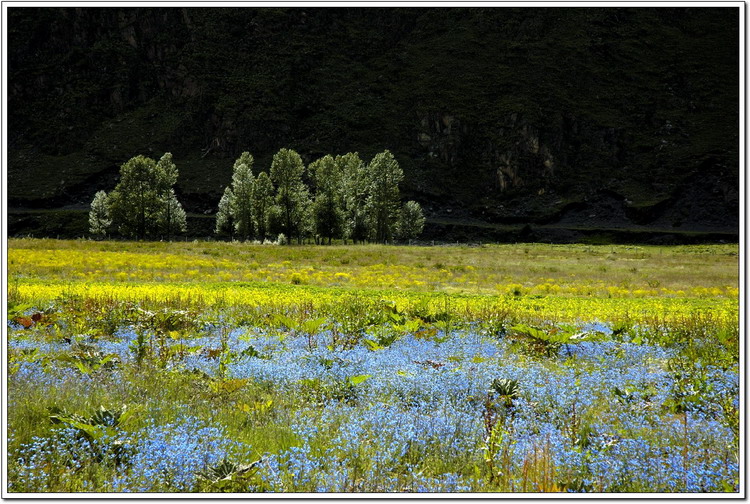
215, 148, 424, 244
91, 148, 425, 244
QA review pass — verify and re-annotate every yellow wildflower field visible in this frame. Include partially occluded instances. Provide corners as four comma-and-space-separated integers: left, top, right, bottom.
8, 238, 738, 326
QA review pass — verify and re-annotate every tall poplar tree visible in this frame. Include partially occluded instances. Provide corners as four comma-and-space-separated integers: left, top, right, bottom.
365, 150, 403, 244
88, 190, 111, 239
230, 155, 256, 241
159, 188, 187, 239
215, 186, 234, 238
338, 152, 369, 244
214, 152, 256, 240
252, 172, 275, 242
397, 200, 425, 241
270, 148, 308, 243
154, 153, 184, 240
310, 154, 344, 244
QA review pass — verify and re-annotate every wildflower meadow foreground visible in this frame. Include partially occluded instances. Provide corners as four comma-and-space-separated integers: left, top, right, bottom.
6, 239, 740, 494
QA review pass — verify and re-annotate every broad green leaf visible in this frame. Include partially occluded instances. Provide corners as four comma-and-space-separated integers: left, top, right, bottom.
118, 405, 138, 426
393, 318, 421, 333
8, 303, 32, 316
511, 324, 546, 340
348, 374, 371, 386
406, 318, 422, 332
273, 314, 298, 331
66, 420, 105, 440
97, 354, 115, 368
74, 360, 93, 375
364, 339, 384, 351
300, 317, 326, 334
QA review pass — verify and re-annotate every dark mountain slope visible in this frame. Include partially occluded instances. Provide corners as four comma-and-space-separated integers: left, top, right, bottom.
7, 7, 739, 240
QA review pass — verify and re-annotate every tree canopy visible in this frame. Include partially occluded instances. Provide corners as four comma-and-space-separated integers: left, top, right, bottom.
270, 148, 310, 244
96, 153, 187, 240
214, 148, 421, 244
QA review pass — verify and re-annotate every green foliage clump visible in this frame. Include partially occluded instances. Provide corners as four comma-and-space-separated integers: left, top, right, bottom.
215, 186, 234, 237
310, 154, 344, 245
270, 148, 312, 244
229, 152, 256, 241
365, 150, 404, 244
252, 172, 275, 242
338, 152, 370, 244
105, 153, 187, 240
88, 190, 111, 238
397, 200, 426, 241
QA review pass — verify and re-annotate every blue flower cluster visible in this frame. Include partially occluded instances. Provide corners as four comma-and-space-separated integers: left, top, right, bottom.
12, 426, 125, 492
258, 399, 481, 492
109, 416, 238, 492
235, 327, 737, 492
8, 317, 739, 493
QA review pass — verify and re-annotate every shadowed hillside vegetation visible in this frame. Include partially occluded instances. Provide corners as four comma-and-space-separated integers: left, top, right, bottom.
7, 7, 739, 241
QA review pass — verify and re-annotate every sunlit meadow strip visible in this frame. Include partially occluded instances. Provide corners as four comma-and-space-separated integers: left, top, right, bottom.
12, 280, 738, 327
9, 241, 739, 298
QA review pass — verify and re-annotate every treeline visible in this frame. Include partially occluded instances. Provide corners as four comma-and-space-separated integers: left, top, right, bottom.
89, 148, 425, 244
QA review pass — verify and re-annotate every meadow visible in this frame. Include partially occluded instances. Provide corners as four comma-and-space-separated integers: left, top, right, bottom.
6, 238, 740, 493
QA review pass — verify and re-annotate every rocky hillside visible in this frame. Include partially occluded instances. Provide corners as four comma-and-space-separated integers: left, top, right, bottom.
7, 7, 739, 241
